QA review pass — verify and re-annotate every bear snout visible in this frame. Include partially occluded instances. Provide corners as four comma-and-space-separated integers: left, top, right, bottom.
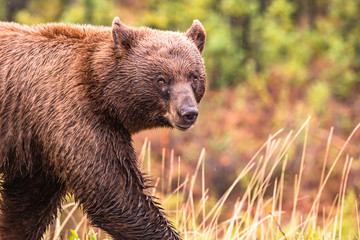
167, 83, 199, 130
179, 106, 198, 124
171, 104, 198, 131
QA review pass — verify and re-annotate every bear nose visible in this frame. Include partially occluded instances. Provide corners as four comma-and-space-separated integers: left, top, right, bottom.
179, 106, 198, 124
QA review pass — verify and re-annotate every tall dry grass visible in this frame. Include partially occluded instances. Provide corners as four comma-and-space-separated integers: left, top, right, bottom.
44, 117, 360, 239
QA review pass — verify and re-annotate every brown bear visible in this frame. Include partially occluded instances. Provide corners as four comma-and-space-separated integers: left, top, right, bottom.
0, 17, 206, 239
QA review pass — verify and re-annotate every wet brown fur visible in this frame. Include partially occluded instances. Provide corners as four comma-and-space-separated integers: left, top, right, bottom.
0, 18, 206, 239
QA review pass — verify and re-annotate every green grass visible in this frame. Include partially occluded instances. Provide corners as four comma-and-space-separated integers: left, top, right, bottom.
44, 118, 360, 239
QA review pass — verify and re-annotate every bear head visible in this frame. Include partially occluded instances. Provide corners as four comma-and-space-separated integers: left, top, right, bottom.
104, 17, 206, 134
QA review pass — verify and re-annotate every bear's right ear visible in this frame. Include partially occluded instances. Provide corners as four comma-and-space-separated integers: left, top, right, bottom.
112, 17, 137, 49
186, 20, 206, 54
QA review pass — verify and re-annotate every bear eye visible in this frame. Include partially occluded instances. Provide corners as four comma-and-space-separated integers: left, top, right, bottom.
190, 74, 199, 90
153, 75, 170, 97
157, 77, 166, 87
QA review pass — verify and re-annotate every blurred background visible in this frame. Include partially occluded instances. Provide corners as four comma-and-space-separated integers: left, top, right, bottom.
2, 0, 360, 237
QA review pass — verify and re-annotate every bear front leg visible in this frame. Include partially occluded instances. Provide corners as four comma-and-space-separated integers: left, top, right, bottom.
61, 131, 181, 240
0, 168, 66, 240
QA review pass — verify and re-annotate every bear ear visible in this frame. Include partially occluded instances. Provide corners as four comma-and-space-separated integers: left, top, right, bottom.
112, 17, 137, 49
186, 20, 206, 54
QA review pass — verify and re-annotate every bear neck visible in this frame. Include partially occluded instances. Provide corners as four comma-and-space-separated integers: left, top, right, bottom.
78, 35, 154, 135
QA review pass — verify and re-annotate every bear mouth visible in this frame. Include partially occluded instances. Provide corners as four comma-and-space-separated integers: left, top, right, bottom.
165, 111, 195, 131
174, 123, 192, 131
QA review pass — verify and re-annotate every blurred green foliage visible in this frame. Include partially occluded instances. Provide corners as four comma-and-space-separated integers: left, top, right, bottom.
142, 0, 360, 96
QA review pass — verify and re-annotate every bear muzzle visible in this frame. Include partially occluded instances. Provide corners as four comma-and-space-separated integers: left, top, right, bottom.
177, 106, 198, 127
167, 83, 199, 131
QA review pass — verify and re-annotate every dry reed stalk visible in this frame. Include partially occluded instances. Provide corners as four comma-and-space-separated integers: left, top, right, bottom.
47, 120, 360, 240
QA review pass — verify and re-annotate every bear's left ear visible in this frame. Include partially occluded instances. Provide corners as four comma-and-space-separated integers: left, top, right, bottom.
186, 20, 206, 54
112, 17, 137, 49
